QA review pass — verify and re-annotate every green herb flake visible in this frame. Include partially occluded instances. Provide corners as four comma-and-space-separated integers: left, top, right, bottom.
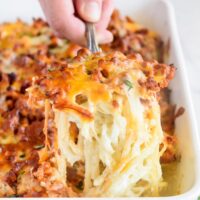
17, 170, 25, 181
18, 170, 25, 176
47, 67, 55, 72
198, 196, 200, 200
34, 144, 45, 150
124, 79, 133, 91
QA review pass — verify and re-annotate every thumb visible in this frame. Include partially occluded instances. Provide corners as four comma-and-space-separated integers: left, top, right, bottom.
75, 0, 102, 23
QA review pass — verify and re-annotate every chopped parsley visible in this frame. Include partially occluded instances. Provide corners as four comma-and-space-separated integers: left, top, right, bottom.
47, 67, 56, 72
34, 144, 45, 150
124, 79, 133, 91
17, 170, 25, 181
18, 170, 25, 176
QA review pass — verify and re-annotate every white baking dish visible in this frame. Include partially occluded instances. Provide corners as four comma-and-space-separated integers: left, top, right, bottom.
0, 0, 200, 199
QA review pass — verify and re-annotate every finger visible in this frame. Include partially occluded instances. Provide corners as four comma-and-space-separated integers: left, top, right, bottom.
75, 0, 113, 44
96, 0, 114, 44
95, 0, 114, 31
39, 0, 85, 44
97, 30, 113, 44
75, 0, 103, 23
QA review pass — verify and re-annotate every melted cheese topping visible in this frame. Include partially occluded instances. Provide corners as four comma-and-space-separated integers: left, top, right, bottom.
0, 14, 177, 197
28, 50, 175, 197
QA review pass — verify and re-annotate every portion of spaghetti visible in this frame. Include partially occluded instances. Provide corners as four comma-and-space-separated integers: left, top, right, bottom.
28, 49, 175, 197
0, 11, 180, 197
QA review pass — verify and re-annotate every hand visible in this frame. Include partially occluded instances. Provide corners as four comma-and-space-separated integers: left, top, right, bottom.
39, 0, 114, 45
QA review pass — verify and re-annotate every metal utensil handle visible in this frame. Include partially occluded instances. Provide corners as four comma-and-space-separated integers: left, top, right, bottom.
85, 22, 100, 53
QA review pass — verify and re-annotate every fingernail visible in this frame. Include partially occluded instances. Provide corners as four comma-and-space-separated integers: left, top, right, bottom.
82, 2, 101, 22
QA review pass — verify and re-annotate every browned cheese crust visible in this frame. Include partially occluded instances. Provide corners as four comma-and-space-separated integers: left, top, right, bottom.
0, 11, 182, 197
